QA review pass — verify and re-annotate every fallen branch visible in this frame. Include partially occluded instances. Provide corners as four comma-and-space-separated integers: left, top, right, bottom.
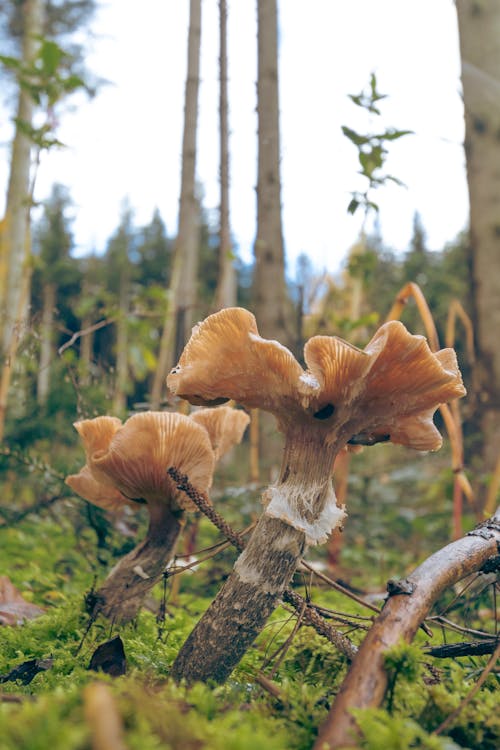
314, 508, 500, 750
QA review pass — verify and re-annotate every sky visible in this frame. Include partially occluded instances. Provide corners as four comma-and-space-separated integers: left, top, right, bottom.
0, 0, 470, 275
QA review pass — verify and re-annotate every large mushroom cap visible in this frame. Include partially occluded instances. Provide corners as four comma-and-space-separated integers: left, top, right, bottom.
90, 411, 215, 509
167, 308, 466, 453
167, 307, 303, 413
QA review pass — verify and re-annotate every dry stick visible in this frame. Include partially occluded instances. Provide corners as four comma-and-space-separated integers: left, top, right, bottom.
433, 640, 500, 736
58, 317, 116, 356
425, 638, 499, 659
167, 467, 357, 660
313, 508, 500, 750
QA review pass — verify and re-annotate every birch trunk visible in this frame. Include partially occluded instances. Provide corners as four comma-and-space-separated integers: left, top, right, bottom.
456, 1, 500, 495
253, 0, 290, 344
0, 0, 44, 442
36, 282, 56, 407
214, 0, 236, 310
150, 0, 201, 409
0, 0, 44, 352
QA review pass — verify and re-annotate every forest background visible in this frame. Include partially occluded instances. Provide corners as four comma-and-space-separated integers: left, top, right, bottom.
0, 1, 499, 749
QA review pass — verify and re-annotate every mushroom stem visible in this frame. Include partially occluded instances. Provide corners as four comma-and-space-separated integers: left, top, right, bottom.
91, 503, 184, 623
171, 431, 346, 684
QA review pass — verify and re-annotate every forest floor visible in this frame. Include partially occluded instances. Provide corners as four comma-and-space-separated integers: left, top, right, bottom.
0, 442, 498, 750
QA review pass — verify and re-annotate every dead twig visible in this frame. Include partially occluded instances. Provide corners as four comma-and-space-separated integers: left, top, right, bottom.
58, 317, 116, 356
425, 638, 499, 659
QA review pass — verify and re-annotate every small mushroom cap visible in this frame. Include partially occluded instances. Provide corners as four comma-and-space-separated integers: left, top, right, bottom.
167, 307, 303, 413
190, 405, 250, 460
65, 465, 133, 513
89, 411, 215, 509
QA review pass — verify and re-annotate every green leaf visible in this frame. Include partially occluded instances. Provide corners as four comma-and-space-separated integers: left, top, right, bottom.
381, 128, 414, 141
0, 54, 21, 71
341, 125, 370, 146
347, 197, 360, 215
38, 40, 63, 77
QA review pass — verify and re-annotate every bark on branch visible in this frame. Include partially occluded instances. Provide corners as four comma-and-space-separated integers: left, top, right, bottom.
314, 509, 500, 750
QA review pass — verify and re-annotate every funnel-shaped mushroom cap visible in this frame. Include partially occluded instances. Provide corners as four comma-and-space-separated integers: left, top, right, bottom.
88, 412, 215, 509
168, 307, 303, 413
168, 309, 466, 451
190, 406, 250, 460
65, 465, 133, 513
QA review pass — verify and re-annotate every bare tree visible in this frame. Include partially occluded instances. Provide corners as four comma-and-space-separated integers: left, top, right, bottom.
151, 0, 202, 409
0, 0, 44, 441
214, 0, 236, 310
456, 0, 500, 501
252, 0, 291, 343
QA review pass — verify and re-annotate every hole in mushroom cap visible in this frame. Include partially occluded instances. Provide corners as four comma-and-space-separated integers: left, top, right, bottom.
313, 403, 335, 420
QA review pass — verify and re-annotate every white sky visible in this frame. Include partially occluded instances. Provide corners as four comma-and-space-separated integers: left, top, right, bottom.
0, 0, 469, 275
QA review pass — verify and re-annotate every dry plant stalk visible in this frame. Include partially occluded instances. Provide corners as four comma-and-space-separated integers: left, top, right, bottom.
386, 282, 474, 537
314, 509, 500, 750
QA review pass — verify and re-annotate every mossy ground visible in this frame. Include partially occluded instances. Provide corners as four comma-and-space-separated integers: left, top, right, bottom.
0, 445, 498, 749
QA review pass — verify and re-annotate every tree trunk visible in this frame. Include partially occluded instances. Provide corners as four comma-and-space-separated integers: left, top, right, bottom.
0, 0, 44, 442
314, 509, 500, 749
91, 503, 184, 623
252, 0, 290, 344
456, 1, 500, 498
0, 0, 44, 352
36, 282, 56, 407
214, 0, 237, 310
151, 0, 201, 409
112, 267, 129, 414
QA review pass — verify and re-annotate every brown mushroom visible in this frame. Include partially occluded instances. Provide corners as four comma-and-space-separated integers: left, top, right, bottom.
66, 408, 248, 621
167, 307, 466, 684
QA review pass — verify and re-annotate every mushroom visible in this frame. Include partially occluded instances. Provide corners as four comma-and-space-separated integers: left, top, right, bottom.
166, 307, 466, 683
66, 407, 249, 621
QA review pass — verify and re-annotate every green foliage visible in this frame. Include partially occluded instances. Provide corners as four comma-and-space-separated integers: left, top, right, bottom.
354, 709, 461, 750
343, 73, 412, 217
1, 36, 90, 151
